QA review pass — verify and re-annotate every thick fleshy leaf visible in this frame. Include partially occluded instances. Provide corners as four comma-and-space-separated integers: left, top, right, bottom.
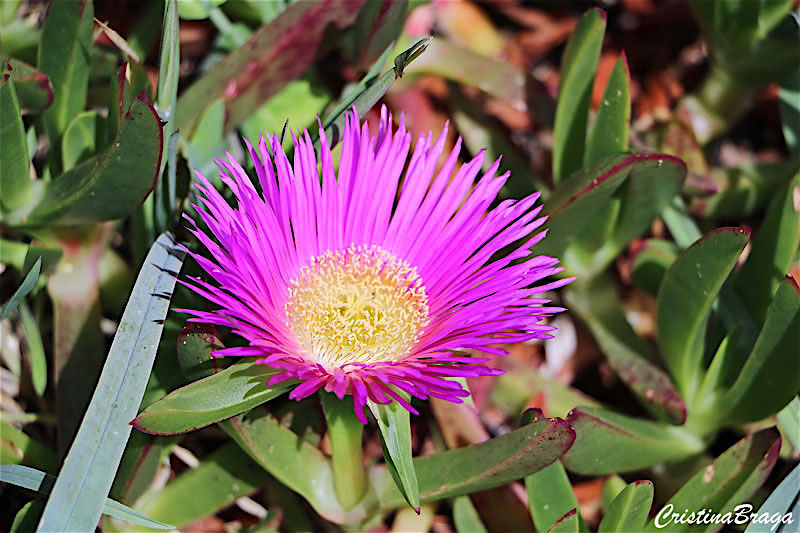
175, 0, 366, 137
734, 172, 800, 325
718, 276, 800, 424
598, 480, 653, 533
631, 239, 678, 296
0, 62, 33, 213
351, 0, 408, 70
132, 360, 295, 435
37, 0, 93, 168
526, 461, 583, 533
540, 153, 684, 273
552, 8, 606, 183
453, 496, 487, 533
656, 227, 750, 398
0, 419, 57, 473
566, 277, 685, 424
3, 57, 53, 113
0, 465, 174, 530
546, 509, 580, 533
585, 54, 630, 166
562, 407, 704, 475
777, 396, 800, 451
110, 431, 178, 505
137, 441, 266, 529
10, 500, 43, 533
176, 323, 223, 381
0, 257, 40, 320
644, 429, 781, 532
61, 110, 102, 171
745, 463, 800, 533
223, 407, 575, 524
19, 303, 46, 396
692, 157, 800, 218
36, 233, 184, 533
11, 94, 163, 228
370, 398, 419, 512
779, 68, 800, 155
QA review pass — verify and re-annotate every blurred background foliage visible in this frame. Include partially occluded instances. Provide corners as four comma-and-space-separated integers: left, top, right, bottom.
0, 0, 798, 531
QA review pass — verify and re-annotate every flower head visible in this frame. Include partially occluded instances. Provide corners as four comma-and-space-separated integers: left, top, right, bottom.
180, 106, 573, 422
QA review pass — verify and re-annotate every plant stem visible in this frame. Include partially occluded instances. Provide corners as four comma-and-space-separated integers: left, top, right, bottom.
320, 391, 367, 510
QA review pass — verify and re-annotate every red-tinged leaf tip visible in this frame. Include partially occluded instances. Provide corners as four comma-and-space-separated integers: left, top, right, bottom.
414, 506, 421, 515
633, 480, 653, 487
786, 275, 800, 295
620, 50, 630, 73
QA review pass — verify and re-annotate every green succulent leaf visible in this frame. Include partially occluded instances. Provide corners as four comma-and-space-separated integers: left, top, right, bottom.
37, 0, 93, 169
0, 419, 57, 473
176, 0, 367, 137
734, 172, 800, 325
61, 110, 102, 171
631, 239, 679, 296
19, 303, 46, 397
598, 480, 653, 533
526, 461, 585, 533
453, 496, 487, 533
176, 323, 224, 381
132, 360, 296, 435
656, 227, 750, 399
540, 153, 684, 277
562, 407, 704, 475
136, 442, 266, 529
11, 94, 164, 228
1, 57, 53, 113
585, 53, 630, 166
224, 407, 575, 524
644, 429, 781, 532
546, 509, 580, 533
370, 398, 420, 512
567, 276, 686, 424
0, 257, 40, 320
552, 8, 606, 183
0, 62, 34, 213
0, 465, 174, 530
718, 276, 800, 424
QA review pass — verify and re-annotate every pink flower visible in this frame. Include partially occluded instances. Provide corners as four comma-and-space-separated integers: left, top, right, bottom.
179, 106, 572, 423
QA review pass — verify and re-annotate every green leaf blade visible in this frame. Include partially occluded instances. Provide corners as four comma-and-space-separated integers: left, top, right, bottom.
0, 257, 41, 320
552, 8, 606, 183
370, 399, 420, 512
585, 53, 631, 166
719, 276, 800, 424
17, 93, 164, 227
0, 465, 174, 530
132, 360, 295, 435
656, 227, 750, 398
35, 233, 184, 533
562, 407, 704, 475
598, 480, 653, 533
37, 0, 93, 168
0, 61, 33, 212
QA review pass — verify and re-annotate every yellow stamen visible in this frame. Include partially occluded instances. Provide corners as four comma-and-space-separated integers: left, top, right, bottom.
286, 245, 429, 370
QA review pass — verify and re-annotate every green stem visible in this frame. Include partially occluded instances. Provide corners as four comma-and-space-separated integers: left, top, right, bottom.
679, 64, 754, 144
320, 391, 367, 510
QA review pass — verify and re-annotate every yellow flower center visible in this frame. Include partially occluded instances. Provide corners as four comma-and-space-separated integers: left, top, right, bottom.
286, 245, 430, 370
